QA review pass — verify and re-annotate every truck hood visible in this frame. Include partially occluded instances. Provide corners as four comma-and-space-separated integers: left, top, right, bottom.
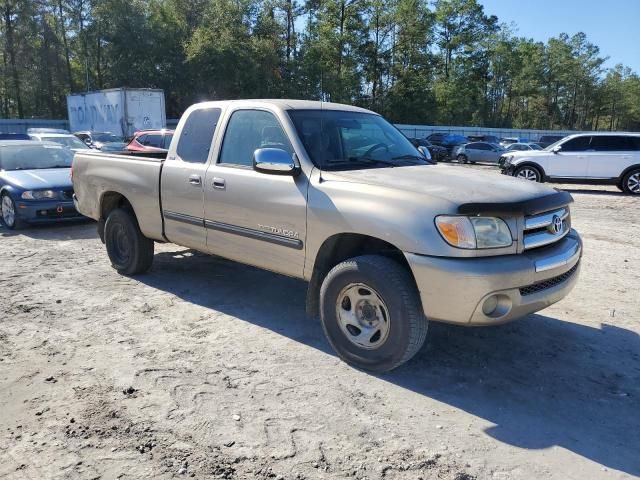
1, 168, 72, 190
323, 164, 557, 206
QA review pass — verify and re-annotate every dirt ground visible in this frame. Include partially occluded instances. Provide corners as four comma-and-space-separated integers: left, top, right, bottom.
1, 169, 639, 480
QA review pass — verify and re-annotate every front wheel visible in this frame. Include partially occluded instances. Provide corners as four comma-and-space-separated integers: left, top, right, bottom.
514, 165, 542, 182
104, 208, 154, 275
1, 194, 24, 230
457, 154, 468, 164
319, 255, 428, 372
622, 169, 640, 194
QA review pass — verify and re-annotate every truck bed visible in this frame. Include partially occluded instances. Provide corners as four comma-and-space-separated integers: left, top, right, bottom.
72, 151, 165, 241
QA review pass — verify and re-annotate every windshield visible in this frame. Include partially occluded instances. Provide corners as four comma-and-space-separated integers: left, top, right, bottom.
41, 135, 90, 149
93, 133, 124, 143
0, 144, 74, 170
288, 110, 428, 170
530, 143, 543, 150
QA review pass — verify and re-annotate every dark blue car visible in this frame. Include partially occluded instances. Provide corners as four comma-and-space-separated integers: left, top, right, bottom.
0, 141, 83, 229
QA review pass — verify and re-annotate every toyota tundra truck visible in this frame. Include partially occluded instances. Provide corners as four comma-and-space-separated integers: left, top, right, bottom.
72, 100, 582, 372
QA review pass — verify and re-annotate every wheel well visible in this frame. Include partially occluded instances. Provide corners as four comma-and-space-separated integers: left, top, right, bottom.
305, 233, 413, 319
619, 164, 640, 183
97, 192, 133, 242
515, 162, 546, 179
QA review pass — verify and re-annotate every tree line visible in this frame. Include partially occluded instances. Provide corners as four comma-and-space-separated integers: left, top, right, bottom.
2, 0, 639, 131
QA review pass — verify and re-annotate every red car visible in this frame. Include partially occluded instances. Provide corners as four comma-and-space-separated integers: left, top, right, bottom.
126, 129, 174, 152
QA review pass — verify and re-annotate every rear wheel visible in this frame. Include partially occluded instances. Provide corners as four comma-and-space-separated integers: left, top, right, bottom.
104, 208, 154, 275
622, 169, 640, 194
1, 194, 24, 230
319, 255, 428, 372
514, 165, 542, 182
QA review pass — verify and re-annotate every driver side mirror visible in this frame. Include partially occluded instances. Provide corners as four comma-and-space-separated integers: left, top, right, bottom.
552, 145, 562, 154
253, 148, 300, 176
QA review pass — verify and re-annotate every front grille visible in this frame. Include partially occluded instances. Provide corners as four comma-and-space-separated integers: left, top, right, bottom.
522, 207, 571, 250
519, 262, 579, 296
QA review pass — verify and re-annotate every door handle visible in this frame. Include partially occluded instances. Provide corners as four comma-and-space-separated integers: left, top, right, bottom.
189, 175, 201, 186
212, 177, 226, 189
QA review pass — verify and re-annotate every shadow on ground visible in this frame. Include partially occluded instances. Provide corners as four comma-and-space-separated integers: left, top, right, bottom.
136, 248, 640, 477
0, 219, 96, 240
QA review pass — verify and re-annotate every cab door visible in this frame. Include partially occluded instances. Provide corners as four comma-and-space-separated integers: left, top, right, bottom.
203, 108, 308, 278
547, 136, 591, 178
160, 107, 222, 250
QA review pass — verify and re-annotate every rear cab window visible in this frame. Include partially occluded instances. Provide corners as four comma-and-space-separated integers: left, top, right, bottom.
176, 108, 222, 163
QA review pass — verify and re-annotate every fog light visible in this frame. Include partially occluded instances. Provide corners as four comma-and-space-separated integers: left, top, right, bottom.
482, 295, 499, 316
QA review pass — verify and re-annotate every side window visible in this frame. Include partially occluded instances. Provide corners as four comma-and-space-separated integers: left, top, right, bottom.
163, 134, 173, 149
470, 143, 488, 150
561, 136, 591, 152
219, 110, 292, 167
590, 135, 633, 152
136, 134, 147, 145
176, 108, 221, 162
144, 134, 164, 148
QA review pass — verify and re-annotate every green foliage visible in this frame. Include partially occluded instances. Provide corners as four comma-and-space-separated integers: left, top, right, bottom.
0, 0, 638, 130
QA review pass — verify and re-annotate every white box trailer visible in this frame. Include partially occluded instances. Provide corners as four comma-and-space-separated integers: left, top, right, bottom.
67, 88, 166, 138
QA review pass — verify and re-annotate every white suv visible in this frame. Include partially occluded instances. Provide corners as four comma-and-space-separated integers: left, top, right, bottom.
500, 133, 640, 194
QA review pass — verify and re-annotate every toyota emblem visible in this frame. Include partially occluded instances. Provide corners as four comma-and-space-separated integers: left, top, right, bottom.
549, 215, 563, 234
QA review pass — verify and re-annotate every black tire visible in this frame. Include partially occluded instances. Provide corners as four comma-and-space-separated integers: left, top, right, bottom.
104, 208, 154, 275
1, 193, 25, 230
621, 168, 640, 195
319, 255, 428, 373
514, 165, 542, 182
457, 154, 468, 164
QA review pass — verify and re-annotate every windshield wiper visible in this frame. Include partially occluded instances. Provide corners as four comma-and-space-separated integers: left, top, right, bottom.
347, 156, 399, 167
391, 154, 430, 164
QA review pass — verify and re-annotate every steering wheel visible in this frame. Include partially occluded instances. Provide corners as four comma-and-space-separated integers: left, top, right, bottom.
363, 143, 388, 158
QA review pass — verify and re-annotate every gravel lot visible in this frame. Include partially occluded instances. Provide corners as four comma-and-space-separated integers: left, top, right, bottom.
1, 167, 639, 480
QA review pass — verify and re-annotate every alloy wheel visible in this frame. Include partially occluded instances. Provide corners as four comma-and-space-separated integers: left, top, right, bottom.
516, 168, 539, 181
627, 172, 640, 193
1, 196, 15, 227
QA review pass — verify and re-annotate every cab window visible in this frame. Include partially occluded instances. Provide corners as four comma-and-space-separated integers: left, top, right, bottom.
176, 108, 221, 162
219, 110, 292, 167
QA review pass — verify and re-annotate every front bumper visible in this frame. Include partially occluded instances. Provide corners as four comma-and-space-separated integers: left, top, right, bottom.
16, 199, 83, 224
405, 230, 582, 325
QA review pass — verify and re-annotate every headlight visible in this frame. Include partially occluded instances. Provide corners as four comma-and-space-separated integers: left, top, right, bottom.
435, 216, 513, 249
21, 190, 58, 200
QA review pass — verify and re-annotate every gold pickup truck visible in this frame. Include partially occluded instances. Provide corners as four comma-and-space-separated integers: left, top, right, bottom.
73, 100, 582, 372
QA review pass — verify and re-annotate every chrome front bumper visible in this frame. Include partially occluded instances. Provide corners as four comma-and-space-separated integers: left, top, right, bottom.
405, 230, 582, 325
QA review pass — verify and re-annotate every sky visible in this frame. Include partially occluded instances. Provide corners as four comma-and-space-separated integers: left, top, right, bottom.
479, 0, 640, 73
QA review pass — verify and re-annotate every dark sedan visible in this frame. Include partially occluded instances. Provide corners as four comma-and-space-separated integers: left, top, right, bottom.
0, 141, 83, 229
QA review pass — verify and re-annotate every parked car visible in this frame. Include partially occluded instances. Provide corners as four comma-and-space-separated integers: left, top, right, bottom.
537, 135, 566, 148
0, 141, 83, 229
74, 131, 127, 152
500, 133, 640, 194
499, 137, 521, 147
408, 138, 448, 161
0, 133, 30, 140
73, 99, 582, 372
467, 134, 500, 144
426, 133, 468, 158
453, 142, 507, 164
507, 142, 543, 152
28, 130, 91, 152
126, 129, 174, 152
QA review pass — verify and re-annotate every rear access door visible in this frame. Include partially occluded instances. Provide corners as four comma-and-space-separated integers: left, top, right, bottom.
161, 107, 222, 250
